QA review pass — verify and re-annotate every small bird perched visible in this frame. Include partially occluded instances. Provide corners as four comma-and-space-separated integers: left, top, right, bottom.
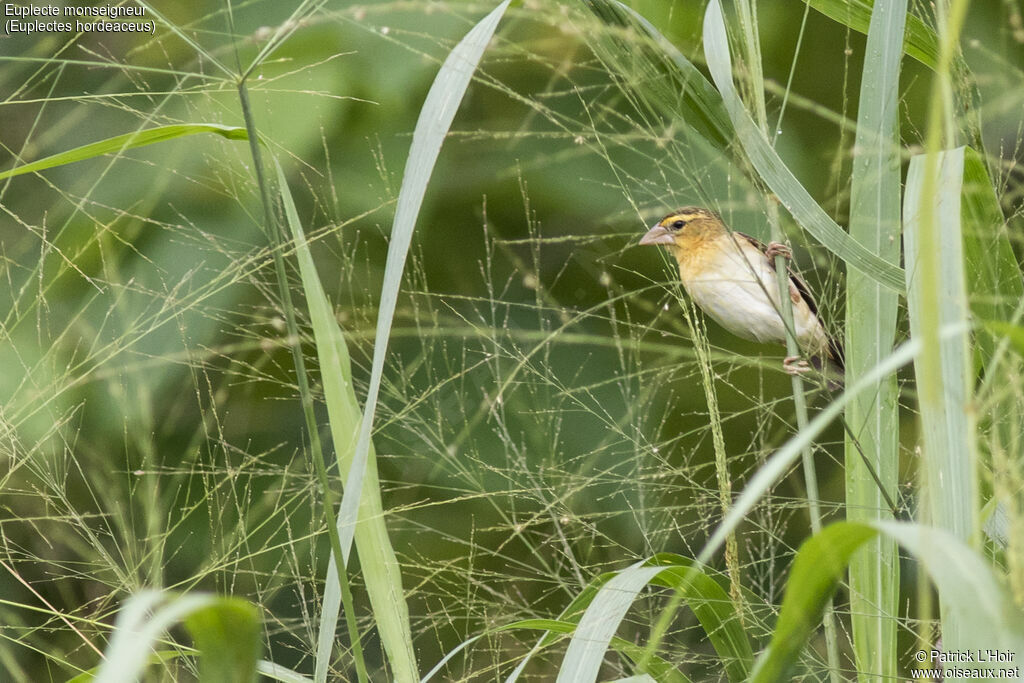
639, 207, 843, 382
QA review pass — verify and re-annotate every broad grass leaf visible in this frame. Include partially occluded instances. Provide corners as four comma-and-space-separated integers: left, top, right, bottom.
0, 124, 248, 181
751, 521, 1024, 681
92, 591, 260, 683
274, 160, 416, 683
843, 0, 905, 676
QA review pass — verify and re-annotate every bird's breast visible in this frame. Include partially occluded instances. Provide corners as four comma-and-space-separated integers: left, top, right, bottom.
674, 236, 827, 356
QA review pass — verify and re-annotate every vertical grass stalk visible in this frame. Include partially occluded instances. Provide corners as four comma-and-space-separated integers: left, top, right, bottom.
843, 0, 906, 679
682, 295, 743, 620
905, 0, 976, 654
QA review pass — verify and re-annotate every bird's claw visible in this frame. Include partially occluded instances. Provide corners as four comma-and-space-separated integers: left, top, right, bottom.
766, 241, 792, 260
783, 355, 811, 376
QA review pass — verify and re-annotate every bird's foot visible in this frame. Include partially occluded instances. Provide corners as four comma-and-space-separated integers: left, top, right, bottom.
765, 241, 792, 260
783, 355, 811, 376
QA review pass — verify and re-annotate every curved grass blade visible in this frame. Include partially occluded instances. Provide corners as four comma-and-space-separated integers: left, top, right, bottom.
803, 0, 941, 69
582, 0, 733, 150
702, 0, 904, 292
274, 161, 414, 683
750, 521, 1024, 681
0, 124, 248, 181
93, 591, 260, 683
318, 2, 512, 680
257, 660, 315, 683
501, 619, 690, 683
502, 575, 613, 680
421, 634, 487, 682
646, 554, 754, 681
425, 619, 690, 682
844, 0, 906, 677
555, 555, 753, 683
556, 561, 665, 683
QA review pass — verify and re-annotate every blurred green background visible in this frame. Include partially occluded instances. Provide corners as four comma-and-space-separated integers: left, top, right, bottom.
1, 0, 1023, 679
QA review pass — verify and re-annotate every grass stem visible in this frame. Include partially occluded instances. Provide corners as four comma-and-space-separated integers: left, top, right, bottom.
235, 79, 369, 683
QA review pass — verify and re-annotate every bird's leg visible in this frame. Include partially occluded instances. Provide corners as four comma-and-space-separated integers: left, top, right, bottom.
783, 355, 811, 376
765, 241, 792, 260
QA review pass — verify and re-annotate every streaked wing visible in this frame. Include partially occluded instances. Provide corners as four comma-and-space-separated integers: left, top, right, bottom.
735, 231, 844, 370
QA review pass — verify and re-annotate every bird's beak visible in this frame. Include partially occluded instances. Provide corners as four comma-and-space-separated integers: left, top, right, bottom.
639, 224, 675, 246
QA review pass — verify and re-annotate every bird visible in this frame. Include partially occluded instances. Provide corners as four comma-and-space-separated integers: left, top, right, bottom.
639, 206, 844, 384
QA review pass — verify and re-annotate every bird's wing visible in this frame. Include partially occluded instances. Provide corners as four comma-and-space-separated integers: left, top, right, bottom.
734, 231, 845, 369
733, 232, 818, 310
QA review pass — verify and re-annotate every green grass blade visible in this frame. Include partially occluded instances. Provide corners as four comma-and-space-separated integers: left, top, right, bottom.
874, 520, 1024, 659
497, 620, 691, 683
554, 555, 752, 683
257, 660, 315, 683
751, 521, 1024, 680
844, 0, 905, 678
273, 161, 414, 683
583, 0, 733, 150
961, 147, 1024, 365
557, 561, 664, 683
93, 591, 261, 683
903, 148, 975, 541
702, 0, 905, 292
0, 124, 249, 181
904, 148, 978, 650
804, 0, 940, 69
184, 600, 262, 683
336, 0, 511, 555
426, 607, 696, 679
750, 523, 878, 681
507, 555, 749, 680
647, 555, 754, 681
319, 3, 511, 680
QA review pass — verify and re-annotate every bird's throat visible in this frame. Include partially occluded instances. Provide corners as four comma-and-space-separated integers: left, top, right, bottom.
672, 227, 731, 277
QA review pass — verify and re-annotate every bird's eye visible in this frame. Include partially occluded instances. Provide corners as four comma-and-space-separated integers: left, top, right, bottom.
671, 220, 685, 230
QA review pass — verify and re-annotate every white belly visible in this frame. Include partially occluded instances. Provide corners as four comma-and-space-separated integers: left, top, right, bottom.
681, 244, 828, 356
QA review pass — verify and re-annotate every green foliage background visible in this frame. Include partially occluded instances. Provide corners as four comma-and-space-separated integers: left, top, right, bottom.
1, 0, 1023, 680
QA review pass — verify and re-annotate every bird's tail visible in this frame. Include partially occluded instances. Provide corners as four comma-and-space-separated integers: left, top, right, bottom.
811, 335, 845, 391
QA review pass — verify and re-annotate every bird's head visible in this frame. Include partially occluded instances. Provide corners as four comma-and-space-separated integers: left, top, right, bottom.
639, 207, 723, 250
